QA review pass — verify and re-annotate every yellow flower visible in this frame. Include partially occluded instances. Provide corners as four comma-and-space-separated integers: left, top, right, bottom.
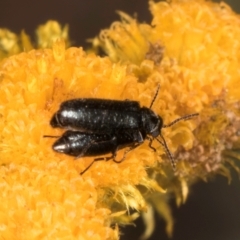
36, 21, 70, 48
0, 21, 69, 60
0, 0, 240, 239
0, 29, 28, 59
0, 41, 119, 239
93, 0, 240, 235
94, 0, 240, 176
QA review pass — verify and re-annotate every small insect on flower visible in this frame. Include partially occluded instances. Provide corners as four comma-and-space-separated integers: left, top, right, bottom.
45, 86, 198, 174
44, 129, 142, 174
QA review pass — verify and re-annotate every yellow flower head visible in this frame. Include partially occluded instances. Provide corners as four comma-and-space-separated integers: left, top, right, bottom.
0, 0, 240, 239
94, 0, 240, 177
0, 21, 69, 60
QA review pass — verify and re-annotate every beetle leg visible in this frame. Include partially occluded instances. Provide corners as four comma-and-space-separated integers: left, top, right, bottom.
80, 156, 113, 175
43, 135, 60, 138
112, 143, 140, 163
80, 160, 95, 175
80, 136, 117, 175
148, 136, 156, 152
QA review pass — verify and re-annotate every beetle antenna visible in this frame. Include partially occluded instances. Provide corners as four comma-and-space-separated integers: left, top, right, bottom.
163, 113, 199, 128
157, 113, 198, 169
149, 84, 160, 109
156, 134, 176, 170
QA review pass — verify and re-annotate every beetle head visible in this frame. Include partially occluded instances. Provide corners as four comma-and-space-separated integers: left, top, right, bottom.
141, 107, 163, 138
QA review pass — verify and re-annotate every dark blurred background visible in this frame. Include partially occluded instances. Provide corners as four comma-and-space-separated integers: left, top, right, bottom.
1, 1, 240, 240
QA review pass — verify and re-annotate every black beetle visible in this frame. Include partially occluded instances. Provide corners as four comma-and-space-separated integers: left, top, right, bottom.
50, 98, 161, 137
47, 86, 198, 172
45, 129, 142, 174
50, 129, 142, 157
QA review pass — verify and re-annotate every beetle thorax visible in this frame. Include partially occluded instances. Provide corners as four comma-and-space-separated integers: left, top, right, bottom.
141, 107, 163, 137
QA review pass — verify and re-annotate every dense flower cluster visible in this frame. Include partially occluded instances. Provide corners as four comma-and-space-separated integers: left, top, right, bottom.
0, 0, 240, 239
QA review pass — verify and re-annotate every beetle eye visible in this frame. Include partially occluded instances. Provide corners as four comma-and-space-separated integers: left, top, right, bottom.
150, 121, 160, 137
151, 116, 163, 137
145, 112, 162, 137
